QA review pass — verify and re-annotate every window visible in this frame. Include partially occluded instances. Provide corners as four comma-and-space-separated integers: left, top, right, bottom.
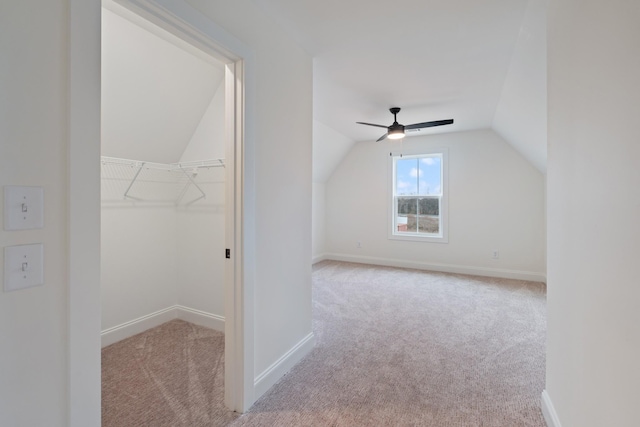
390, 151, 448, 243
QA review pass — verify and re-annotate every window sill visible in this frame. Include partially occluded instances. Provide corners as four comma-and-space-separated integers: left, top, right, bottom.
388, 232, 449, 244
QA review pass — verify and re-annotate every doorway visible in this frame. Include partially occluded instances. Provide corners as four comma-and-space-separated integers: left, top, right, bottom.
99, 0, 228, 342
101, 1, 251, 411
68, 0, 250, 420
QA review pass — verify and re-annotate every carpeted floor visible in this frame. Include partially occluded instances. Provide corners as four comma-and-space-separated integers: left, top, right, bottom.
102, 319, 237, 426
102, 261, 547, 426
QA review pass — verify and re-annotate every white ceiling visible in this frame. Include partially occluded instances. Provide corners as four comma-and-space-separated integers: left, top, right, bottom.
102, 3, 225, 164
253, 0, 548, 177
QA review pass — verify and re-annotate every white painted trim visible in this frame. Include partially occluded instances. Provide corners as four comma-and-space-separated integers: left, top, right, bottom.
254, 333, 316, 400
312, 253, 329, 264
114, 0, 248, 62
325, 253, 547, 283
224, 58, 255, 412
101, 307, 178, 348
388, 149, 449, 244
541, 390, 563, 427
69, 1, 102, 425
101, 305, 225, 348
175, 305, 225, 331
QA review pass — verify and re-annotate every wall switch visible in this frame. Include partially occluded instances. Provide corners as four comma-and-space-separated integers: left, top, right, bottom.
356, 242, 362, 249
4, 186, 44, 230
4, 244, 44, 292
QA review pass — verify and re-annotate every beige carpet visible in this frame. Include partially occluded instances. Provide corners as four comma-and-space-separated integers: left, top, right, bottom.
103, 261, 547, 426
102, 319, 238, 426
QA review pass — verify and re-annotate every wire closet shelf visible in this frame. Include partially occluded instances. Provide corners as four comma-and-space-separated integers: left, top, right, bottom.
101, 156, 225, 205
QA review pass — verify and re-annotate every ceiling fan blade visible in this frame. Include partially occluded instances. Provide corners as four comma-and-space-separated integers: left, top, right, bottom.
376, 133, 388, 142
356, 121, 388, 129
405, 119, 454, 130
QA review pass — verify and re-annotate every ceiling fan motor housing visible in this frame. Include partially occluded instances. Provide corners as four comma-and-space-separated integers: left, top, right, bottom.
388, 122, 405, 139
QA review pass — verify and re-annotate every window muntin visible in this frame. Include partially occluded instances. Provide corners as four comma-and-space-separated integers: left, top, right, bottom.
392, 153, 446, 240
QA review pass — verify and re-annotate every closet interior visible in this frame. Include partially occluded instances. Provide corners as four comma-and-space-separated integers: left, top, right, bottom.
100, 3, 227, 347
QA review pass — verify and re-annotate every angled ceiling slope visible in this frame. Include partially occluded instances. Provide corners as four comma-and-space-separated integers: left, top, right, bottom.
493, 0, 548, 173
102, 3, 225, 163
254, 0, 547, 177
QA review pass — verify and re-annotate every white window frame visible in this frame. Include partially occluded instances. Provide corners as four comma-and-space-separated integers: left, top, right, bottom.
388, 148, 449, 243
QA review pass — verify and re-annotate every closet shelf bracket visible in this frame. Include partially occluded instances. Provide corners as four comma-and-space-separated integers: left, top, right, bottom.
175, 166, 206, 205
101, 156, 225, 204
123, 161, 146, 201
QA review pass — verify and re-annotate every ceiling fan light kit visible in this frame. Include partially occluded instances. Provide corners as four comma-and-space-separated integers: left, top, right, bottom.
357, 107, 453, 142
387, 125, 405, 140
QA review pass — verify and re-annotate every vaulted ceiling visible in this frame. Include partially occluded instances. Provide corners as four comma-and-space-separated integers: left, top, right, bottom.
103, 0, 547, 179
253, 0, 548, 180
102, 1, 225, 164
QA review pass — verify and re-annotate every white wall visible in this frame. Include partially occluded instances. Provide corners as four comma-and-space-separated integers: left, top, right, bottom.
326, 129, 546, 280
545, 1, 640, 426
176, 173, 225, 315
0, 1, 69, 425
312, 121, 353, 261
312, 182, 326, 260
185, 0, 313, 387
100, 171, 225, 335
101, 206, 179, 329
176, 98, 226, 314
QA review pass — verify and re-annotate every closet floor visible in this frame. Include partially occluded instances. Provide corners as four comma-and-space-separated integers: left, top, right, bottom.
102, 319, 238, 427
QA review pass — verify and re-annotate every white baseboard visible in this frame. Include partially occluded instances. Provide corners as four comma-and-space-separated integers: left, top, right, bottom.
101, 305, 225, 348
325, 253, 546, 283
541, 390, 562, 427
101, 306, 178, 348
175, 305, 224, 332
312, 253, 328, 264
254, 332, 316, 400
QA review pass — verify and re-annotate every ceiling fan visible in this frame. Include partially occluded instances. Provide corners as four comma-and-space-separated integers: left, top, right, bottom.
357, 107, 454, 142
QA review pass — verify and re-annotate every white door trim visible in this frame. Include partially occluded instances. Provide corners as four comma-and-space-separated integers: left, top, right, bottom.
69, 1, 102, 424
224, 58, 255, 411
69, 1, 255, 423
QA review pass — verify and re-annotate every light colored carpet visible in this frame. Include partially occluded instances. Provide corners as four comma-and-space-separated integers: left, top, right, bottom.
102, 261, 547, 426
102, 319, 238, 426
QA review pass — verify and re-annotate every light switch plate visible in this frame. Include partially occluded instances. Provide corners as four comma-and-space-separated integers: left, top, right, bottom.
4, 244, 44, 292
4, 186, 44, 230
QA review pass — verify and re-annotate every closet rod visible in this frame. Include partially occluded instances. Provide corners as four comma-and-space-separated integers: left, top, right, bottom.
101, 156, 225, 203
101, 156, 225, 170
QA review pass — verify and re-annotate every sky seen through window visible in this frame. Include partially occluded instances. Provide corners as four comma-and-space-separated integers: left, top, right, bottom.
396, 156, 441, 196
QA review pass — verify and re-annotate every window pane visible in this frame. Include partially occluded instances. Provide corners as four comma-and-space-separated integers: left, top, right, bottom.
396, 197, 417, 233
417, 156, 441, 196
396, 158, 419, 195
392, 153, 445, 239
417, 197, 440, 234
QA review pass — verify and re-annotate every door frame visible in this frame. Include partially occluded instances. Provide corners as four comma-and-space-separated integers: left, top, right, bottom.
69, 0, 255, 424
